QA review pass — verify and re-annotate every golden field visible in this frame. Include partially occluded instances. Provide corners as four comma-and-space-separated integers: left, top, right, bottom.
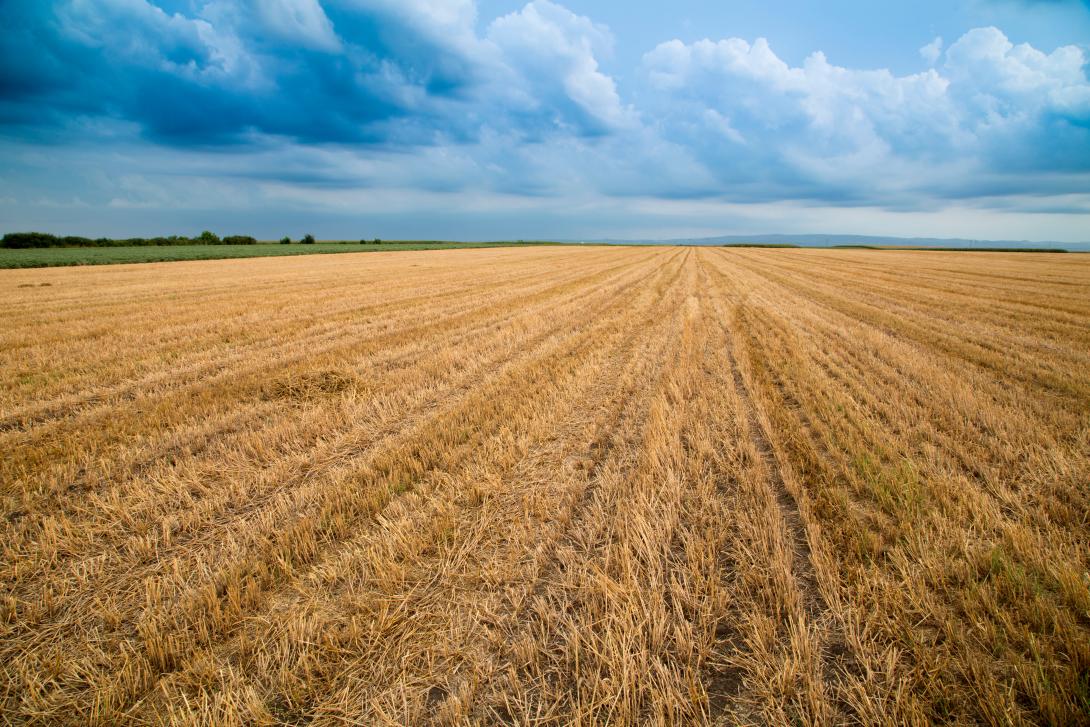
1, 246, 1088, 726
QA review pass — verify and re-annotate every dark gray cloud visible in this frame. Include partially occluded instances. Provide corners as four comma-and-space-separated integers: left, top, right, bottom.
0, 0, 625, 146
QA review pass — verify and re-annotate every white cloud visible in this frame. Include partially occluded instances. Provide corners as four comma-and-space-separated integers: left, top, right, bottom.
254, 0, 341, 52
944, 27, 1090, 118
920, 36, 943, 66
487, 0, 634, 133
640, 27, 1090, 200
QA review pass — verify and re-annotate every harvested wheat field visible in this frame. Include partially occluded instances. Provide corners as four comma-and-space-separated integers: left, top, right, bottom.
1, 245, 1089, 726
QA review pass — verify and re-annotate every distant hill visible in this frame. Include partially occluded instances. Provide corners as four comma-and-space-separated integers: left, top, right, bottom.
581, 234, 1089, 251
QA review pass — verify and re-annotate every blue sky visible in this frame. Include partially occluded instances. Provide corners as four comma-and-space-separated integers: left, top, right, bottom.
1, 0, 1089, 241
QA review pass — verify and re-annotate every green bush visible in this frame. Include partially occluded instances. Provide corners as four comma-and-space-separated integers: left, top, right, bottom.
222, 235, 257, 245
302, 234, 316, 245
197, 231, 221, 245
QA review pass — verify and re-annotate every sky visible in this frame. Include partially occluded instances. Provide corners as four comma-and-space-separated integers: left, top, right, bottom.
1, 0, 1089, 242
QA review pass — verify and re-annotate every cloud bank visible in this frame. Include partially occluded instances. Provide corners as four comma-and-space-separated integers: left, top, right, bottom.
641, 26, 1090, 204
1, 0, 1088, 238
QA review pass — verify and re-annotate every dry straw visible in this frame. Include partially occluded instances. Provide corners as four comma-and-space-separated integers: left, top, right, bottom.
1, 246, 1087, 725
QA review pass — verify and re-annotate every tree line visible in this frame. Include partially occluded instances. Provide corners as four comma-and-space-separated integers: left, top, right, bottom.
1, 232, 398, 248
2, 231, 260, 249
